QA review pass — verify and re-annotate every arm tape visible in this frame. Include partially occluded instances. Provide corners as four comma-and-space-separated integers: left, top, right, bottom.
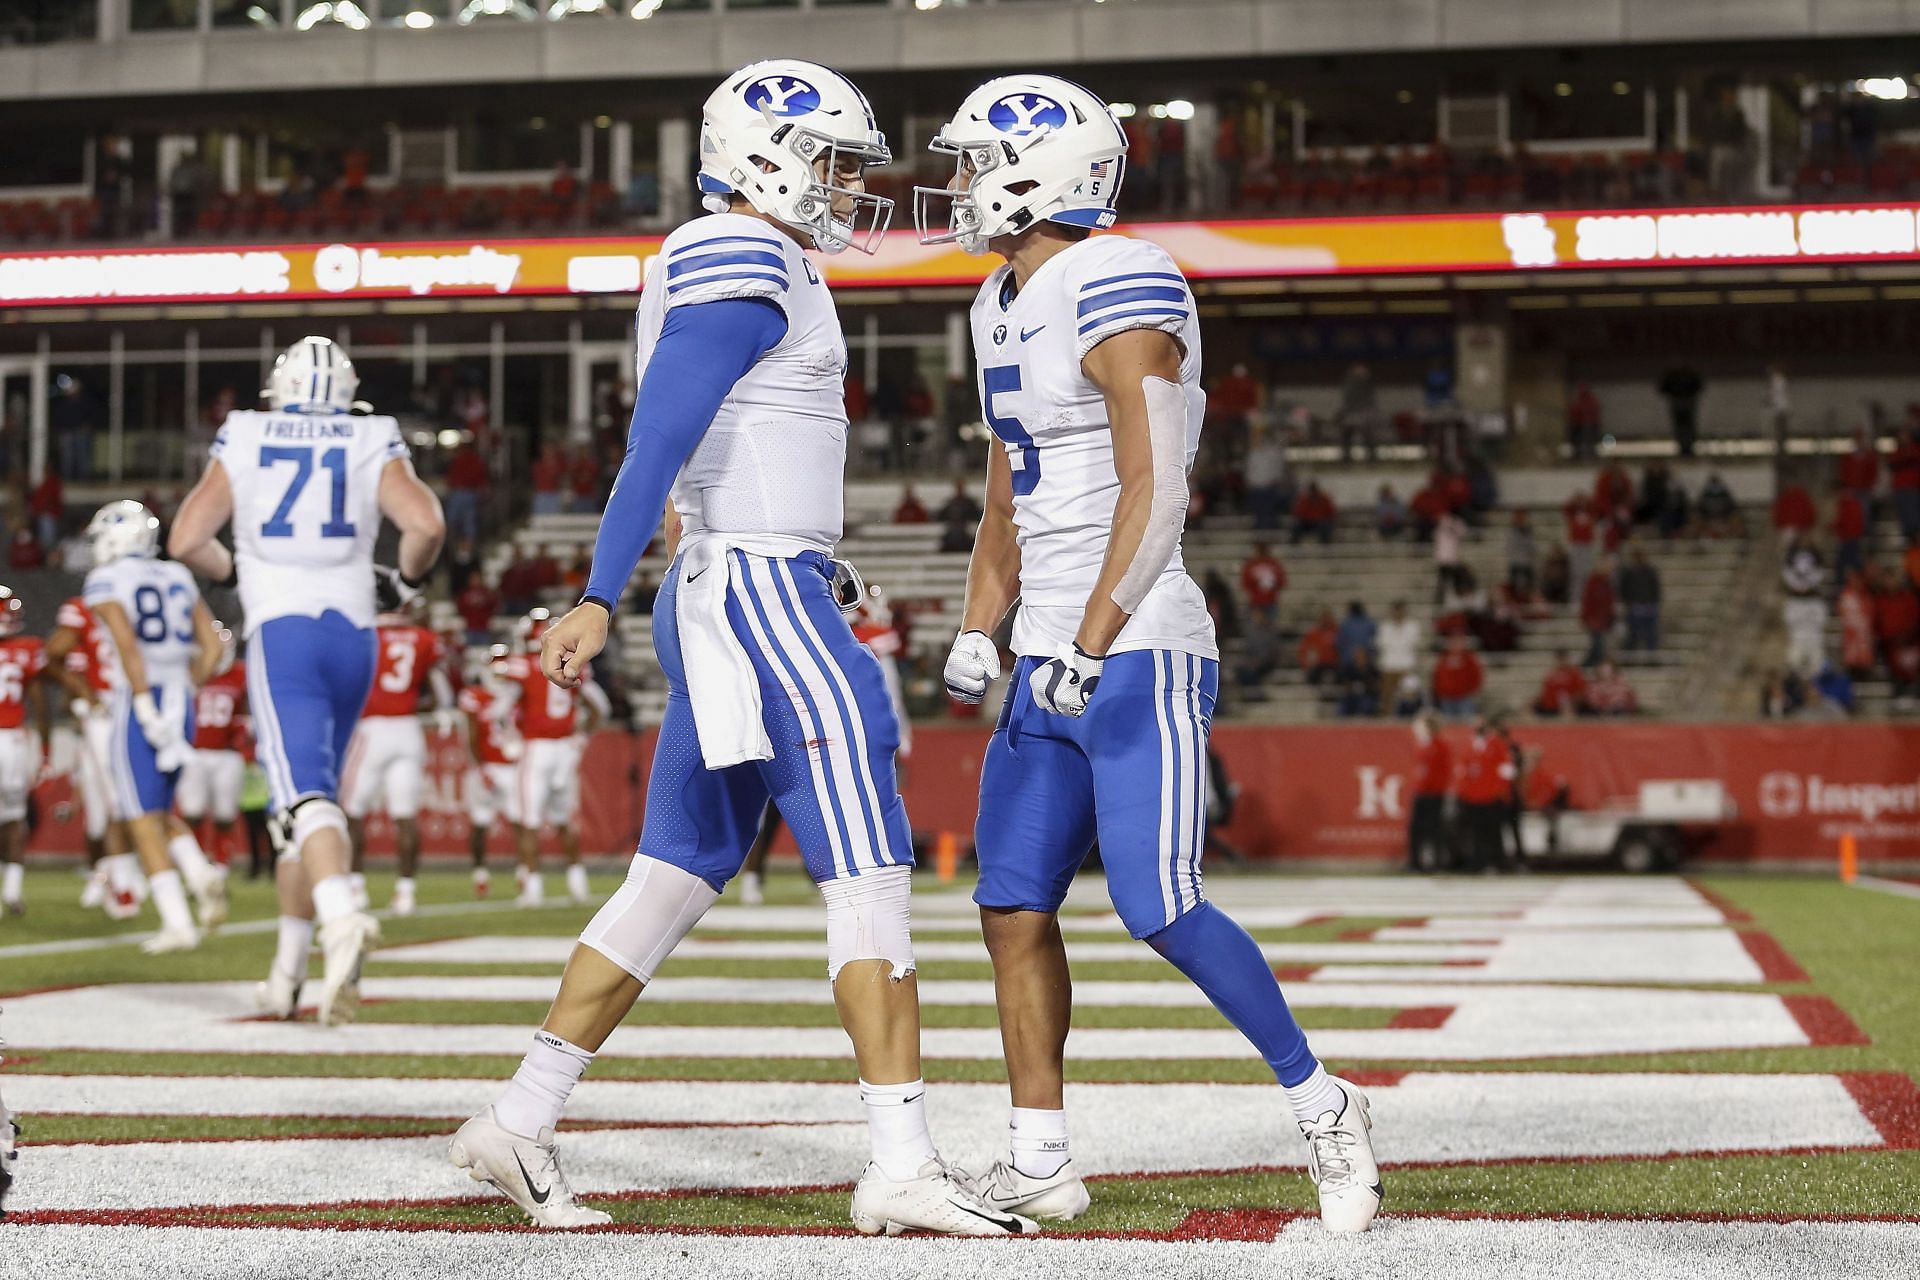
1110, 375, 1191, 615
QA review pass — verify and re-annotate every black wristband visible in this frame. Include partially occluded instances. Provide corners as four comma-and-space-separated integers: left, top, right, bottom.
216, 565, 239, 590
400, 567, 430, 590
580, 595, 615, 615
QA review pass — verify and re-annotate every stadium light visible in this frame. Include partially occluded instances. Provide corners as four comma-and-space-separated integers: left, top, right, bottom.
630, 0, 663, 15
295, 2, 370, 29
1857, 77, 1912, 101
548, 0, 616, 15
1110, 102, 1137, 118
402, 8, 436, 26
914, 0, 944, 10
1165, 99, 1195, 121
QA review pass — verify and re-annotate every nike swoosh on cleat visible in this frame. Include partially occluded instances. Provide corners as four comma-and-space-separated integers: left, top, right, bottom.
951, 1200, 1023, 1232
1020, 325, 1047, 341
514, 1151, 552, 1204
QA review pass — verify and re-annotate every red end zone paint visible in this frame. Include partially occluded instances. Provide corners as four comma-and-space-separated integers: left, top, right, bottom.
1738, 931, 1812, 983
1271, 965, 1320, 981
1783, 995, 1871, 1046
1840, 1072, 1920, 1149
1685, 880, 1754, 923
1387, 1006, 1456, 1030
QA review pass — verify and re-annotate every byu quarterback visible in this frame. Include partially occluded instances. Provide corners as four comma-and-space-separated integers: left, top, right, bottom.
169, 336, 446, 1024
82, 501, 229, 953
920, 75, 1383, 1233
447, 60, 1029, 1239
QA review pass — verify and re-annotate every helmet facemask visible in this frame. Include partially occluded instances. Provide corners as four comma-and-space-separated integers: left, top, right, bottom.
702, 115, 894, 255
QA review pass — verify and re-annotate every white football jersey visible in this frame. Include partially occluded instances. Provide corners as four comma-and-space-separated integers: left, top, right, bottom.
638, 211, 847, 552
212, 409, 408, 634
968, 235, 1216, 660
83, 555, 201, 689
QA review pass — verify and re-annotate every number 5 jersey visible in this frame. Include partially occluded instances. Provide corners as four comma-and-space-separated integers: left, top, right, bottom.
966, 234, 1216, 661
212, 410, 408, 635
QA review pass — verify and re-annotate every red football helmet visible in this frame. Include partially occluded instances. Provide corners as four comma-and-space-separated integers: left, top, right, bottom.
516, 608, 553, 651
0, 586, 21, 637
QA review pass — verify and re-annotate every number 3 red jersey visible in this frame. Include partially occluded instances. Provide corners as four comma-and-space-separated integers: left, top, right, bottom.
499, 654, 579, 740
193, 663, 249, 750
0, 634, 47, 729
56, 595, 112, 695
363, 625, 442, 718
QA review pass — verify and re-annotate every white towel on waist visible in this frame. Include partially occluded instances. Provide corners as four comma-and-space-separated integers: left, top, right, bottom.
675, 531, 828, 770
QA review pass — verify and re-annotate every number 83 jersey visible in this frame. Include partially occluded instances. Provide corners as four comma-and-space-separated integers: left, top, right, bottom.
968, 235, 1217, 660
213, 410, 409, 634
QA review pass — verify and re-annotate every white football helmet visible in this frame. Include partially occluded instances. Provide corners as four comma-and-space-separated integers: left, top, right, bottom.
264, 336, 359, 415
915, 74, 1127, 255
85, 500, 160, 565
698, 59, 893, 255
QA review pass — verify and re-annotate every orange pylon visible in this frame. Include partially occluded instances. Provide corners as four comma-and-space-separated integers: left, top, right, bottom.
1839, 831, 1859, 884
935, 831, 959, 883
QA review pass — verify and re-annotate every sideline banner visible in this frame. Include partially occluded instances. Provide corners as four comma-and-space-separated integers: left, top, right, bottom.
7, 202, 1920, 308
26, 722, 1918, 865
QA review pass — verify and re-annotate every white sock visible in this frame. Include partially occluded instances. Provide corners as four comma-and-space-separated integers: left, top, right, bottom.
311, 873, 357, 926
1, 862, 22, 903
167, 833, 214, 890
860, 1078, 937, 1182
524, 874, 545, 903
566, 864, 589, 899
1284, 1063, 1347, 1125
1009, 1106, 1071, 1179
494, 1031, 593, 1138
348, 872, 369, 907
473, 866, 490, 883
149, 869, 194, 933
394, 876, 416, 899
274, 916, 314, 983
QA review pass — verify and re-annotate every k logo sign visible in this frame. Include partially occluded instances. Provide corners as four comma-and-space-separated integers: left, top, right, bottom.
1355, 766, 1404, 821
988, 93, 1069, 135
744, 75, 821, 118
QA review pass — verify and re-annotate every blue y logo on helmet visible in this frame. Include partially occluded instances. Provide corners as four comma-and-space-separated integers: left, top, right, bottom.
744, 75, 822, 118
987, 93, 1069, 135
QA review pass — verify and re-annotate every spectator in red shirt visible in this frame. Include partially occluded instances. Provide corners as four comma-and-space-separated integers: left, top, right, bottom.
7, 528, 43, 570
1580, 555, 1618, 667
1594, 461, 1634, 516
1532, 649, 1589, 717
1567, 382, 1602, 460
844, 373, 870, 424
1838, 570, 1876, 677
1431, 633, 1483, 718
1292, 481, 1336, 545
1837, 429, 1880, 500
1585, 659, 1640, 716
456, 573, 502, 647
1894, 428, 1920, 541
1835, 489, 1868, 583
1454, 715, 1515, 872
1409, 482, 1448, 541
567, 447, 602, 514
1239, 542, 1287, 627
1564, 491, 1597, 601
1298, 610, 1338, 686
28, 470, 63, 548
531, 442, 566, 517
444, 441, 488, 545
1435, 464, 1471, 515
1771, 481, 1817, 546
893, 485, 928, 524
1408, 712, 1452, 872
526, 543, 561, 594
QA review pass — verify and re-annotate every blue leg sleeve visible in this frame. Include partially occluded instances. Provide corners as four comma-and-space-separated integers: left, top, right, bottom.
1145, 901, 1320, 1087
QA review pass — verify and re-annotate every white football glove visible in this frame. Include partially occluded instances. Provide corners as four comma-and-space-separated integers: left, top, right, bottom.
1029, 644, 1105, 718
943, 630, 1002, 704
132, 691, 191, 774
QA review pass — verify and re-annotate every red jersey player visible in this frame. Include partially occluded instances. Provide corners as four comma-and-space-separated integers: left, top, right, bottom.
341, 603, 451, 917
47, 592, 134, 914
459, 644, 520, 898
178, 629, 247, 865
497, 609, 605, 907
0, 586, 50, 914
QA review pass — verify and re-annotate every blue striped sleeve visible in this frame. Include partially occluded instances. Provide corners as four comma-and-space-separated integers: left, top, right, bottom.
666, 249, 790, 279
1076, 283, 1189, 317
667, 234, 787, 259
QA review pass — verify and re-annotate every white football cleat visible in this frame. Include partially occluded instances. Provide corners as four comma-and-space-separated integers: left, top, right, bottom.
448, 1108, 612, 1229
390, 882, 417, 917
315, 911, 380, 1027
0, 1085, 17, 1212
1299, 1076, 1382, 1234
850, 1158, 1039, 1237
565, 865, 590, 905
140, 924, 201, 955
472, 867, 491, 898
955, 1159, 1090, 1222
102, 884, 140, 921
192, 873, 228, 934
255, 966, 303, 1020
79, 868, 107, 908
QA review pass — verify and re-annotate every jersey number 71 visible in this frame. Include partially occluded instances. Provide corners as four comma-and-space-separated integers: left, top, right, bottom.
982, 365, 1040, 497
260, 445, 358, 540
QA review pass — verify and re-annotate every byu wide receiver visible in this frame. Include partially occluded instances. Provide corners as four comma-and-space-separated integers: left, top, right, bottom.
448, 60, 1029, 1238
919, 75, 1382, 1233
82, 501, 228, 953
169, 337, 445, 1023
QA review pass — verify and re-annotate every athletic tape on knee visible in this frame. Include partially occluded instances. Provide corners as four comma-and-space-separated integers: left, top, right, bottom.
290, 798, 348, 855
820, 864, 915, 982
1111, 375, 1193, 615
577, 854, 719, 983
